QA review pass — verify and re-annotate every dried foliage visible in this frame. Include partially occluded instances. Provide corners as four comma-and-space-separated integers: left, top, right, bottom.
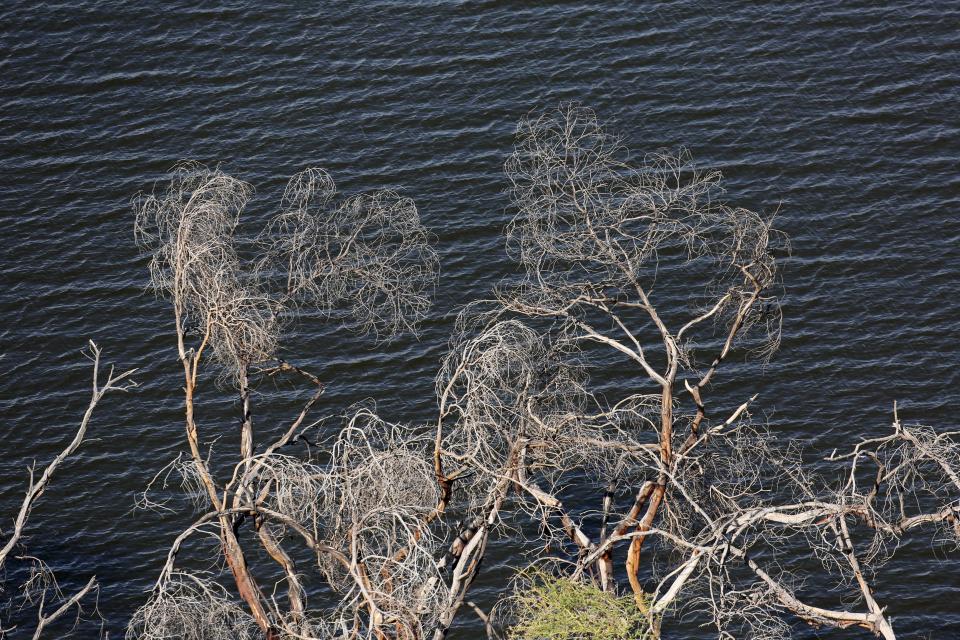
503, 103, 785, 364
132, 408, 449, 640
134, 162, 437, 381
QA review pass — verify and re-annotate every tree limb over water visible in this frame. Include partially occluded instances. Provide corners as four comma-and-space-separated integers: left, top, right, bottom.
1, 342, 136, 638
125, 107, 957, 640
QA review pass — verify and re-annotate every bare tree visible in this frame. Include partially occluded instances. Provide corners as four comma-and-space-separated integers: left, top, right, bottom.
130, 163, 441, 639
435, 105, 960, 639
127, 112, 958, 640
429, 105, 959, 639
428, 102, 782, 633
0, 342, 136, 638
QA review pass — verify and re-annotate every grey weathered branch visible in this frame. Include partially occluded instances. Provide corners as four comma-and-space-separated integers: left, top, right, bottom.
0, 342, 133, 639
0, 342, 136, 570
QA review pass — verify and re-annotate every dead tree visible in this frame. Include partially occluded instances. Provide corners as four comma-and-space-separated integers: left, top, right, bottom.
430, 102, 782, 634
431, 105, 958, 639
127, 114, 958, 640
0, 342, 136, 639
130, 408, 450, 640
130, 163, 442, 640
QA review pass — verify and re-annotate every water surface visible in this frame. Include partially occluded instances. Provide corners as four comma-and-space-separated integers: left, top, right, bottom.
1, 1, 958, 637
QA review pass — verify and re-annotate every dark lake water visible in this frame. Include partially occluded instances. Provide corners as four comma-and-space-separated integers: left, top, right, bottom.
1, 1, 959, 637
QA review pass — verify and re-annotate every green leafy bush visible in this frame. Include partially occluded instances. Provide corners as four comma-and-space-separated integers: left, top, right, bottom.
508, 570, 657, 640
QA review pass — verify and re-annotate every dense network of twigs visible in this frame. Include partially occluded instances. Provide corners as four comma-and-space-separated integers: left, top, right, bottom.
129, 163, 445, 640
133, 162, 438, 382
122, 106, 958, 640
133, 410, 450, 640
133, 163, 275, 382
257, 168, 438, 338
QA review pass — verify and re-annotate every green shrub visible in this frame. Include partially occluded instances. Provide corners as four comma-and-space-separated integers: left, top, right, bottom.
508, 570, 658, 640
